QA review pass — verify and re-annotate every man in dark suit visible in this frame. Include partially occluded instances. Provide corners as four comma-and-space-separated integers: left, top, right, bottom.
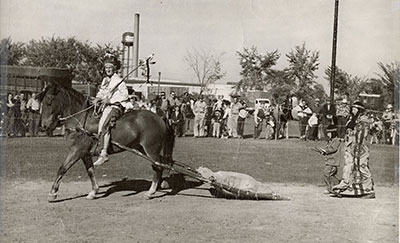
319, 100, 336, 140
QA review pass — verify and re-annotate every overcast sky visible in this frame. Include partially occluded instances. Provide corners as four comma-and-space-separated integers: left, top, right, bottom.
1, 0, 399, 91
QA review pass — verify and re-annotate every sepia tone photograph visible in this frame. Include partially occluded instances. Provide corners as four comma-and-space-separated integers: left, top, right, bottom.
0, 0, 399, 242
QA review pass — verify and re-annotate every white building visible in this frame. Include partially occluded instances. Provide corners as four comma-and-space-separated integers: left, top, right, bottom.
125, 77, 236, 100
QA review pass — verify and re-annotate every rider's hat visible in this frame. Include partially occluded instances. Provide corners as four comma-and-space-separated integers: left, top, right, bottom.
352, 100, 365, 110
103, 52, 120, 69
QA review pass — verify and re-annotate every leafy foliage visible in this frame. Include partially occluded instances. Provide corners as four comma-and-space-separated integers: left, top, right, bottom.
267, 69, 296, 104
184, 48, 226, 93
236, 46, 280, 92
371, 61, 400, 106
324, 65, 388, 103
286, 43, 319, 98
1, 36, 119, 84
0, 37, 26, 65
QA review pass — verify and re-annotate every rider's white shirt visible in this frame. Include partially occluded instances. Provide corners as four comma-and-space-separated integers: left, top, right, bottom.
96, 73, 129, 108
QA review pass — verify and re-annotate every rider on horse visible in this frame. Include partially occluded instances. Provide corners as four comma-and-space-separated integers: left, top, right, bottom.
93, 52, 130, 166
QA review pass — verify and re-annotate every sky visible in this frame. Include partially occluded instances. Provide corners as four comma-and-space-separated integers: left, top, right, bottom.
1, 0, 399, 92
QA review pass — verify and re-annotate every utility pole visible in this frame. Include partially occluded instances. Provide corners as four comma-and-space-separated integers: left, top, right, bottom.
158, 72, 161, 95
133, 13, 140, 78
330, 0, 339, 103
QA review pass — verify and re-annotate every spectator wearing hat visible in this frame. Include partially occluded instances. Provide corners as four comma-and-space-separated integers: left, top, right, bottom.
336, 98, 350, 139
193, 95, 207, 137
93, 52, 130, 166
319, 99, 337, 140
332, 100, 375, 198
212, 108, 223, 138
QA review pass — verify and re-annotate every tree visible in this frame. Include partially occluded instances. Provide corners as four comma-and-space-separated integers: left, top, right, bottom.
236, 46, 280, 92
286, 43, 319, 98
0, 37, 26, 65
267, 69, 296, 104
22, 36, 118, 84
371, 61, 400, 106
184, 48, 226, 93
324, 65, 350, 98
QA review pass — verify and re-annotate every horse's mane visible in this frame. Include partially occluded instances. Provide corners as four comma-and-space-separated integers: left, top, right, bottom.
39, 82, 89, 113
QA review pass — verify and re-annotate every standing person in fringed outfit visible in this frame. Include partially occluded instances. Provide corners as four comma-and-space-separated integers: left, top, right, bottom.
93, 52, 130, 166
331, 100, 375, 198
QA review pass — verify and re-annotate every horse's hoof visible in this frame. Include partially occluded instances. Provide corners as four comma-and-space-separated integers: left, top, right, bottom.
86, 190, 97, 200
48, 193, 58, 202
144, 192, 155, 200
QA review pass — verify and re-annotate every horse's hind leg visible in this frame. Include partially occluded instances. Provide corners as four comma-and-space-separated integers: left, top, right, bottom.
48, 147, 82, 202
81, 155, 99, 200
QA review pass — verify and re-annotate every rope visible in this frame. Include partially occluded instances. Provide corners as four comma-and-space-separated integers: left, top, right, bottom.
58, 104, 95, 121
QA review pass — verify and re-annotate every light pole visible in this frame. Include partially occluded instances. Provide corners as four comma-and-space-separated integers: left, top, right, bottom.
158, 72, 161, 95
330, 0, 339, 103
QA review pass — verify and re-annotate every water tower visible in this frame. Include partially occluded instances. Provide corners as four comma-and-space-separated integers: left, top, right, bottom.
121, 13, 140, 79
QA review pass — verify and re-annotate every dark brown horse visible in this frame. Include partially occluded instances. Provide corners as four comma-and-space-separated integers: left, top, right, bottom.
39, 81, 175, 202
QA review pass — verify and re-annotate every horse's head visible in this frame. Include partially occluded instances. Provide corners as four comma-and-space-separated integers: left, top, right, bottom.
39, 82, 64, 132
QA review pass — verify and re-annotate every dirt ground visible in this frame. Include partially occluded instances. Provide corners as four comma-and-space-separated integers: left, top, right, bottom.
0, 179, 398, 243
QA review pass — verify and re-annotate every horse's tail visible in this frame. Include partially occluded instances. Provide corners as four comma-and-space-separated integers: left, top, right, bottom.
162, 120, 175, 164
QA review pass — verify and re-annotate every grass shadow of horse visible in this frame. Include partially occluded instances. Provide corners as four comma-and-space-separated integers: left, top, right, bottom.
50, 174, 206, 202
98, 174, 205, 199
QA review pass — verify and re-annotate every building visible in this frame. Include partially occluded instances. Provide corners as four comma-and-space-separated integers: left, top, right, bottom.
0, 66, 71, 96
125, 77, 236, 101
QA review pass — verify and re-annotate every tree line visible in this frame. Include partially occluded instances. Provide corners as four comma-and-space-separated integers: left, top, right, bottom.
235, 43, 399, 107
1, 36, 398, 107
0, 36, 119, 84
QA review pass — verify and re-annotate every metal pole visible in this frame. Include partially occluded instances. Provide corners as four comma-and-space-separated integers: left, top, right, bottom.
133, 13, 140, 78
121, 45, 125, 77
158, 72, 161, 95
330, 0, 339, 103
127, 46, 130, 79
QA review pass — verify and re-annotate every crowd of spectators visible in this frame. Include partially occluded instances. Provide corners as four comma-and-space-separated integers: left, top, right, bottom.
0, 91, 41, 137
125, 91, 399, 145
136, 91, 250, 139
2, 88, 398, 146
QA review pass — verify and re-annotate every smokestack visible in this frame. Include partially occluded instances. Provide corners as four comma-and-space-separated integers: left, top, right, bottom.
133, 13, 140, 78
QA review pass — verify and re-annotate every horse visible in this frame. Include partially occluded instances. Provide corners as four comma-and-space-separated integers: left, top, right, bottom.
39, 81, 175, 202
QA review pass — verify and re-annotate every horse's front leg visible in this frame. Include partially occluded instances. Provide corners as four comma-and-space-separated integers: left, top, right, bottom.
81, 155, 99, 200
147, 165, 163, 199
48, 147, 82, 202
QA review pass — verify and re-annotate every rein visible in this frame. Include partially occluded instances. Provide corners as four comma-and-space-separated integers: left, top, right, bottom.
58, 104, 95, 121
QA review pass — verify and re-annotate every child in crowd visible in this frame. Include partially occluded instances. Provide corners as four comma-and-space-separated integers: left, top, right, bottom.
212, 109, 223, 138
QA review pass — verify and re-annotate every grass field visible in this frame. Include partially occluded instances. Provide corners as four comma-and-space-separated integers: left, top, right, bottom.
1, 133, 398, 186
0, 130, 398, 243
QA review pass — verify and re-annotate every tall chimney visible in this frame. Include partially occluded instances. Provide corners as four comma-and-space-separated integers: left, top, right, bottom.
133, 13, 140, 78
